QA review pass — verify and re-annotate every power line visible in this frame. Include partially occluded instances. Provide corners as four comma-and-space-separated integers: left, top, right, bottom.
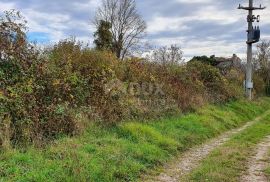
238, 0, 266, 100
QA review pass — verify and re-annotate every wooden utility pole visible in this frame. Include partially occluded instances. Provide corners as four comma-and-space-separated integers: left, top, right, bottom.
238, 0, 265, 100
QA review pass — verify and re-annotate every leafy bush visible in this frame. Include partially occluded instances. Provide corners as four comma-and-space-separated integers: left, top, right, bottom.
0, 10, 246, 148
266, 85, 270, 96
190, 55, 218, 66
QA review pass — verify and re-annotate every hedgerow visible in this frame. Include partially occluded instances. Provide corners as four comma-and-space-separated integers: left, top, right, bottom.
0, 10, 247, 148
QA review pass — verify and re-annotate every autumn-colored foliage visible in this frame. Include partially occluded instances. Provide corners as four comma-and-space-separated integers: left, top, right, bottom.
0, 10, 247, 148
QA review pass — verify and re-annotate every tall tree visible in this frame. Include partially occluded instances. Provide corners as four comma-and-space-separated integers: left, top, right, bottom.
0, 10, 37, 68
94, 0, 146, 59
150, 45, 184, 66
94, 20, 113, 51
255, 40, 270, 85
0, 10, 28, 62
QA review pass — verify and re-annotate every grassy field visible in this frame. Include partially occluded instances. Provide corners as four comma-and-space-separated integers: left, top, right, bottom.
185, 111, 270, 182
1, 98, 270, 182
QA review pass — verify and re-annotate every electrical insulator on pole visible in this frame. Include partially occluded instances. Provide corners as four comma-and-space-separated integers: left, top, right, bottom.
238, 0, 266, 100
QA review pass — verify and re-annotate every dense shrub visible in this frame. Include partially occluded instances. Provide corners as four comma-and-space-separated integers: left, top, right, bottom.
190, 55, 218, 66
266, 85, 270, 96
0, 11, 246, 148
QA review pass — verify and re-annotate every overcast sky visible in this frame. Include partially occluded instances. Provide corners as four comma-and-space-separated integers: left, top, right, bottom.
0, 0, 269, 59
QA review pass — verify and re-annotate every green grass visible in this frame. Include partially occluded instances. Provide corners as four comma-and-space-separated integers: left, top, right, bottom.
1, 98, 270, 182
185, 112, 270, 182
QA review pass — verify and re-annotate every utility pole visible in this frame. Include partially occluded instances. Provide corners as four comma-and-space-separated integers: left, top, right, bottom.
238, 0, 265, 100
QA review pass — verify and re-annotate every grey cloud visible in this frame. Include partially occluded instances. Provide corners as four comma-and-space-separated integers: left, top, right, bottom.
0, 0, 269, 59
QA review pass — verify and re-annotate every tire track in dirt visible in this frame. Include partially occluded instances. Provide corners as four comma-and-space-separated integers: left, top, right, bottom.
143, 111, 270, 182
241, 135, 270, 182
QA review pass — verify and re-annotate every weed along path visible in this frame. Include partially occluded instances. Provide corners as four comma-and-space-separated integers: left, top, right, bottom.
144, 110, 270, 182
240, 136, 270, 182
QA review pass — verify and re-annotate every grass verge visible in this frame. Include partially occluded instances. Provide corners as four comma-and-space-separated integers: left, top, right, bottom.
185, 111, 270, 182
1, 98, 270, 182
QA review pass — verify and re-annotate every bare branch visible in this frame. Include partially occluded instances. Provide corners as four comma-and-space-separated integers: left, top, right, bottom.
94, 0, 146, 59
